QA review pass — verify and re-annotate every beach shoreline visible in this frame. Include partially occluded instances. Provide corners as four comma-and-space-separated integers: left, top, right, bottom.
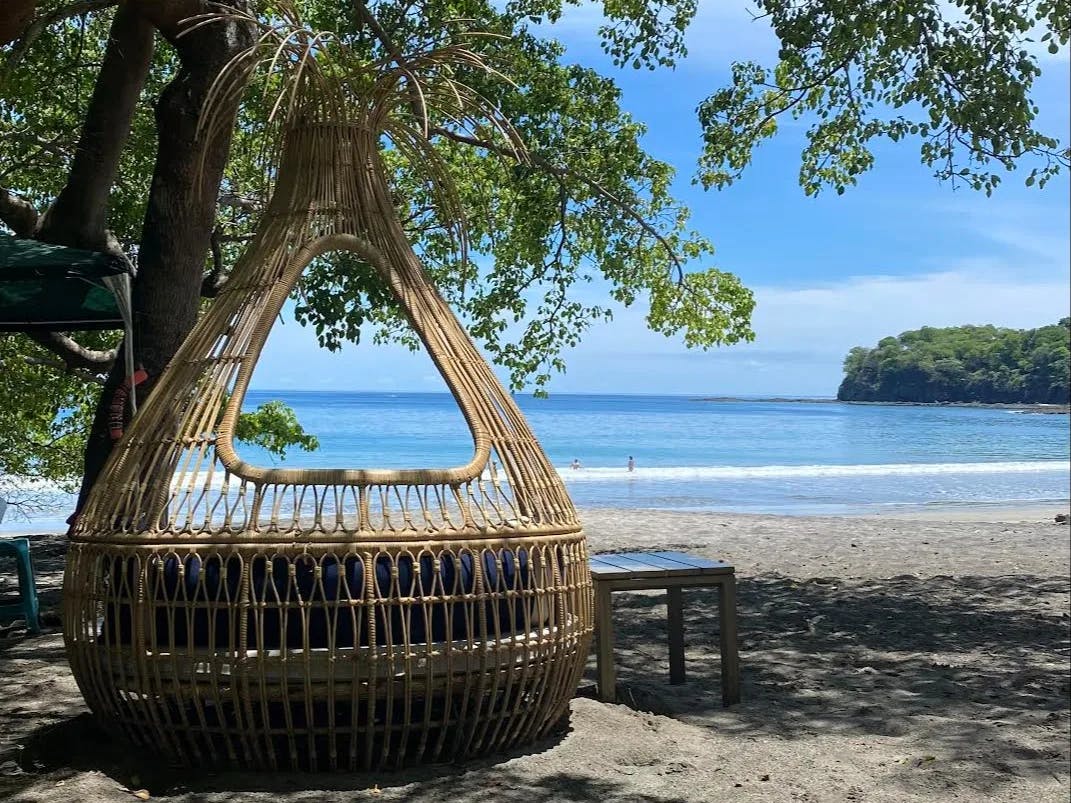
2, 508, 1069, 802
2, 498, 1068, 536
861, 503, 1070, 522
691, 396, 1071, 414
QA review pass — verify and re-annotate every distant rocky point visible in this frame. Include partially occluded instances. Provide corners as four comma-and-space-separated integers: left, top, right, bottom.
837, 320, 1070, 407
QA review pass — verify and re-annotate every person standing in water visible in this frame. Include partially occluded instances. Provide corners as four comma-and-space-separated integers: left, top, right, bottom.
571, 458, 582, 470
627, 455, 635, 472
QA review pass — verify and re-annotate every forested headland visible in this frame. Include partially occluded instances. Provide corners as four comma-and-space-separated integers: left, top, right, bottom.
837, 320, 1071, 404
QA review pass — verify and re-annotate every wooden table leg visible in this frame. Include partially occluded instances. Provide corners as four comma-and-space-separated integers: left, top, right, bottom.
719, 575, 740, 706
667, 585, 686, 684
595, 582, 617, 702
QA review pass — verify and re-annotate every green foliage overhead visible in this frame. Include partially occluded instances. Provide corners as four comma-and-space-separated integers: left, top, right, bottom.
838, 319, 1071, 404
697, 0, 1070, 196
252, 1, 755, 390
3, 2, 1063, 388
0, 9, 164, 240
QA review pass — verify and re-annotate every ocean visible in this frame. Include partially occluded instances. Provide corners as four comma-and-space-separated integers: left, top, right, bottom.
2, 391, 1068, 531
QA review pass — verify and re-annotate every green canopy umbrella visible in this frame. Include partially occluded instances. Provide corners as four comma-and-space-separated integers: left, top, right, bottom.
0, 234, 138, 408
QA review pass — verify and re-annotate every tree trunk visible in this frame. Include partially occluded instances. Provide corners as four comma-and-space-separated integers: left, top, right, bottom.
0, 0, 36, 46
74, 5, 254, 516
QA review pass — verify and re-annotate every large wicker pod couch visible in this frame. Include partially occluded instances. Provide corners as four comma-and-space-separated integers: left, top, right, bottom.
63, 96, 595, 770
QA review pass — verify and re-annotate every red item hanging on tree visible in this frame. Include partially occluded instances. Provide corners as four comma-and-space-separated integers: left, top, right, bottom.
107, 368, 148, 440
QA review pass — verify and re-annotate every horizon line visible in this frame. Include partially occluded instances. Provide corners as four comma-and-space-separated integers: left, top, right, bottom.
244, 388, 838, 400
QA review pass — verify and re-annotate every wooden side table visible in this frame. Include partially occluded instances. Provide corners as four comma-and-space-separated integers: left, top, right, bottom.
589, 551, 739, 706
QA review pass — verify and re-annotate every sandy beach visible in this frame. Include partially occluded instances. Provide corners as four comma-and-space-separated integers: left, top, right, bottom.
2, 507, 1069, 802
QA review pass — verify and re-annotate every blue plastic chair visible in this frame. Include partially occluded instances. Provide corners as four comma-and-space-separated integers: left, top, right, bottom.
0, 537, 41, 634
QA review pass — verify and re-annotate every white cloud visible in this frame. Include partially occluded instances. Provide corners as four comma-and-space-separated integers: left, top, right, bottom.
924, 198, 1071, 272
250, 260, 1069, 397
543, 267, 1070, 396
751, 270, 1070, 352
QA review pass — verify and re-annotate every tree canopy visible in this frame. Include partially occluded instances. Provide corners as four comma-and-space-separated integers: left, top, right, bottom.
0, 0, 1067, 514
837, 319, 1071, 404
698, 0, 1070, 196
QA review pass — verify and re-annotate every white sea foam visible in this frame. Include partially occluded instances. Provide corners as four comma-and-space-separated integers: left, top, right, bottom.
6, 459, 1067, 494
556, 460, 1070, 482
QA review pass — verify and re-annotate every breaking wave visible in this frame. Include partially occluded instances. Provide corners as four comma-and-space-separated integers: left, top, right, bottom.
557, 460, 1069, 481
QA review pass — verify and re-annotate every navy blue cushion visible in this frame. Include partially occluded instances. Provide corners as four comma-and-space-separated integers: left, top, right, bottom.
103, 548, 547, 651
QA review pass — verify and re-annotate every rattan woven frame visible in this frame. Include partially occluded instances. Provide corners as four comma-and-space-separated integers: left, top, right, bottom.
63, 117, 594, 770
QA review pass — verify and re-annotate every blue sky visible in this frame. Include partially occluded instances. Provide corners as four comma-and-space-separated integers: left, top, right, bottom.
252, 3, 1071, 397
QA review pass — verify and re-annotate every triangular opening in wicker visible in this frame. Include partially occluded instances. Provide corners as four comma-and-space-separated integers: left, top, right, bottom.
240, 316, 479, 473
64, 113, 594, 771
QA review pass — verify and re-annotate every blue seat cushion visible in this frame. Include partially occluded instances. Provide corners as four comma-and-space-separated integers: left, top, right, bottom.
102, 549, 547, 650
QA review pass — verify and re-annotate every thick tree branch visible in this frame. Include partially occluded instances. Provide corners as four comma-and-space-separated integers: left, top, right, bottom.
429, 126, 687, 279
353, 1, 405, 63
0, 186, 40, 236
218, 191, 261, 211
23, 354, 108, 385
353, 1, 429, 124
127, 0, 224, 32
198, 228, 257, 298
201, 226, 224, 297
0, 0, 37, 47
35, 4, 154, 249
2, 1, 117, 77
26, 331, 118, 372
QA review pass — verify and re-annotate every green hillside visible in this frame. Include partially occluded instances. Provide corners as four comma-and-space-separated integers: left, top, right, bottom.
837, 320, 1070, 404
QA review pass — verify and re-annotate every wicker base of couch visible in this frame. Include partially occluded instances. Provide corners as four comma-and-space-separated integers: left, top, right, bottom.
64, 535, 593, 770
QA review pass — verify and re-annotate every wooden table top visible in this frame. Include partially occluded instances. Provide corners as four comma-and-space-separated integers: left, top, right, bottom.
588, 551, 733, 580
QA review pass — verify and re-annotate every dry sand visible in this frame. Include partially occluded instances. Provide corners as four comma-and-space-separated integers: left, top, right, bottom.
1, 507, 1069, 803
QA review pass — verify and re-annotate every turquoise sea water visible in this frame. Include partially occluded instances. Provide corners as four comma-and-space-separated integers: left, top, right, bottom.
237, 392, 1069, 515
3, 392, 1068, 530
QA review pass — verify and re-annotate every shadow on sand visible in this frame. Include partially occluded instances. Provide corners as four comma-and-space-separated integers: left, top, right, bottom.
1, 536, 1068, 800
604, 571, 1069, 793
